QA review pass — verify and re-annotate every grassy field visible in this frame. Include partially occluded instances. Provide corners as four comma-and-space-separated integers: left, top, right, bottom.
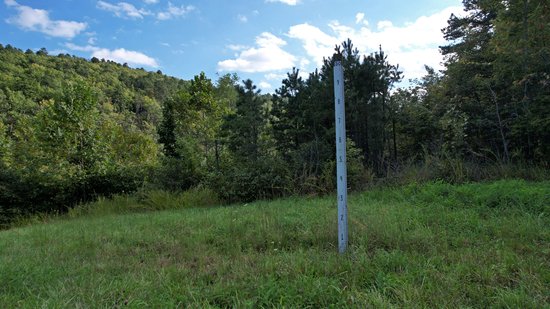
1, 180, 549, 307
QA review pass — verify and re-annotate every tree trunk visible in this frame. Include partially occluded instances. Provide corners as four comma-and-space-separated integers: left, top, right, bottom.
488, 85, 510, 163
215, 139, 220, 170
521, 0, 534, 161
392, 116, 397, 163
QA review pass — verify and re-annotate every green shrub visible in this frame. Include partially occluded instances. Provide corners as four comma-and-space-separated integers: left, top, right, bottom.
140, 187, 221, 211
208, 157, 289, 203
317, 139, 374, 194
152, 155, 202, 191
68, 195, 144, 217
67, 187, 221, 218
179, 186, 220, 208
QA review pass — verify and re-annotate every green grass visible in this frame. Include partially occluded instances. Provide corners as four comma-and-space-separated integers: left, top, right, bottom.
1, 180, 549, 307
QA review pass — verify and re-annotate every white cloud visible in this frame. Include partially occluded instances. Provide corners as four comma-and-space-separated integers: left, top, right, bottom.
258, 81, 272, 91
227, 44, 248, 51
355, 13, 365, 24
265, 73, 286, 81
88, 37, 97, 45
156, 2, 194, 20
65, 43, 98, 52
266, 0, 299, 5
93, 48, 158, 67
377, 20, 393, 30
238, 14, 248, 23
262, 70, 309, 91
65, 43, 159, 68
288, 6, 464, 81
48, 49, 68, 55
299, 57, 310, 69
218, 32, 296, 73
96, 1, 193, 21
5, 0, 87, 39
97, 1, 151, 19
156, 12, 169, 19
287, 23, 339, 66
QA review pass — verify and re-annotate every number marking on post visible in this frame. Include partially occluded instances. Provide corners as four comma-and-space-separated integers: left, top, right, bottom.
333, 58, 348, 254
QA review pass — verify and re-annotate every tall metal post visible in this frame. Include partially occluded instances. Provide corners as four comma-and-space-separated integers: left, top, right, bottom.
333, 56, 348, 254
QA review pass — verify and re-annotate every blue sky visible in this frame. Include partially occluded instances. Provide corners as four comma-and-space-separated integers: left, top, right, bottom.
1, 0, 463, 92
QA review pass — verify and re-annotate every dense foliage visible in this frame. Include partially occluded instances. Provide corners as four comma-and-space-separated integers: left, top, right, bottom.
426, 0, 549, 162
0, 45, 190, 225
0, 0, 548, 226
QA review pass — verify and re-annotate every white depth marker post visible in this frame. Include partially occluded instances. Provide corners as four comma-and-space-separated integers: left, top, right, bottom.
333, 56, 348, 254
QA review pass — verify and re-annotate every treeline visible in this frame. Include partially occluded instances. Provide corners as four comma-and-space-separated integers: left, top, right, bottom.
1, 0, 548, 226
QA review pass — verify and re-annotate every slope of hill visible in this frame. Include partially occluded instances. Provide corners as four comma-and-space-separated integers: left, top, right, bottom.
0, 45, 191, 226
0, 44, 186, 106
1, 180, 548, 307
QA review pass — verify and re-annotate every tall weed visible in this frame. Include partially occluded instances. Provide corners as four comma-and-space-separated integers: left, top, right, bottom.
67, 187, 220, 218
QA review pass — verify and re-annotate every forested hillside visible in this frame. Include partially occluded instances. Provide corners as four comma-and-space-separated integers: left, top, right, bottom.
0, 44, 199, 224
0, 0, 548, 227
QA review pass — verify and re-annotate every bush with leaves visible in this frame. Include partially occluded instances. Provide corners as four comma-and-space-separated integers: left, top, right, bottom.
207, 156, 289, 203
